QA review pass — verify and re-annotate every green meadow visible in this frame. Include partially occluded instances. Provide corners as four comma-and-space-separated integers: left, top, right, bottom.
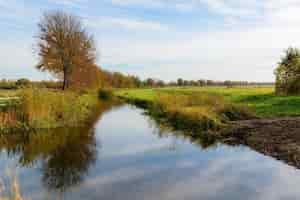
116, 86, 300, 117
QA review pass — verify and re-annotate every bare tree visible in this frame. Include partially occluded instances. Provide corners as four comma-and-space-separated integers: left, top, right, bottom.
36, 10, 96, 90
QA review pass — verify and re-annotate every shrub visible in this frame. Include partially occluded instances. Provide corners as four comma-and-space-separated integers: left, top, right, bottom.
275, 47, 300, 95
98, 89, 113, 100
16, 79, 31, 88
0, 80, 17, 90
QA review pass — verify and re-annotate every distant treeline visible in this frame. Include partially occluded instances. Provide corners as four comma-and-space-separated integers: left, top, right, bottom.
146, 78, 274, 88
0, 79, 61, 90
0, 73, 274, 90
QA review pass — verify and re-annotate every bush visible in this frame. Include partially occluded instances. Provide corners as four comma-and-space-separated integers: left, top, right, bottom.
275, 47, 300, 95
16, 78, 31, 88
0, 80, 17, 90
98, 89, 113, 100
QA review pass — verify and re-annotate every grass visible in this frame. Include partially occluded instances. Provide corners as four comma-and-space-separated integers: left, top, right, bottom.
0, 90, 19, 108
116, 86, 300, 117
0, 90, 19, 98
115, 87, 253, 133
0, 88, 101, 131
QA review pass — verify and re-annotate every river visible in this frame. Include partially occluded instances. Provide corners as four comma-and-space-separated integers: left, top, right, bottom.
0, 105, 300, 199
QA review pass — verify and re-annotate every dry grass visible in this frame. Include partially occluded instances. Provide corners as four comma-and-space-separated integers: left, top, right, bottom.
117, 86, 300, 117
158, 92, 251, 120
126, 90, 254, 133
19, 89, 99, 128
0, 174, 24, 200
0, 89, 100, 130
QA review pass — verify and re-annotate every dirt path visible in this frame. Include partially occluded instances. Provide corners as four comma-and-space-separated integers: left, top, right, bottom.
223, 117, 300, 168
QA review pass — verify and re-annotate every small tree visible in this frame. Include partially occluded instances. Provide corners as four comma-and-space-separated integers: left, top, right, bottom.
198, 79, 206, 87
224, 80, 232, 88
275, 47, 300, 95
36, 10, 96, 90
146, 78, 155, 87
177, 78, 183, 86
206, 80, 214, 86
16, 78, 31, 88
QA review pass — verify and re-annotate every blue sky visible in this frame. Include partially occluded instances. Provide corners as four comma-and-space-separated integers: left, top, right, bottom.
1, 0, 300, 81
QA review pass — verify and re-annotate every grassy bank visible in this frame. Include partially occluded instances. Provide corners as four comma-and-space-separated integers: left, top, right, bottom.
0, 89, 101, 132
115, 88, 253, 134
116, 87, 300, 117
167, 87, 299, 117
0, 89, 19, 97
0, 90, 19, 108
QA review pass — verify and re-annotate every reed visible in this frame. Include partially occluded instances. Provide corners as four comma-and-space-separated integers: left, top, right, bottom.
117, 90, 253, 134
0, 174, 24, 200
0, 89, 100, 130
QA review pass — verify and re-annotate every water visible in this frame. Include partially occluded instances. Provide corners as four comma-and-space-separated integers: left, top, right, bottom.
1, 105, 300, 200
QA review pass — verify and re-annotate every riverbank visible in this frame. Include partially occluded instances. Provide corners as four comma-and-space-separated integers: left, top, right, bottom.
116, 87, 300, 168
117, 87, 300, 117
115, 88, 254, 134
0, 89, 101, 133
223, 117, 300, 168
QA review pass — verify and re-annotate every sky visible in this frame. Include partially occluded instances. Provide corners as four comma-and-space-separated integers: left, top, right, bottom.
1, 0, 300, 82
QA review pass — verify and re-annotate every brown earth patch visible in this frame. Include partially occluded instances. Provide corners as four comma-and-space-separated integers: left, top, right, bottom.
222, 117, 300, 168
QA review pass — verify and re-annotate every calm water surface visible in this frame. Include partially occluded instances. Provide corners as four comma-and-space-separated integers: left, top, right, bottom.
1, 105, 300, 200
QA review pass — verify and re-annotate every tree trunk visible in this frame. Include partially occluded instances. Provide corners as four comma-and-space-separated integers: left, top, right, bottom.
62, 66, 69, 90
62, 76, 67, 90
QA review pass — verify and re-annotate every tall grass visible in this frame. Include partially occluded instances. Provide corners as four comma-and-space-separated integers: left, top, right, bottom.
117, 89, 253, 133
153, 92, 252, 132
117, 87, 300, 117
19, 89, 99, 128
0, 89, 100, 130
0, 174, 24, 200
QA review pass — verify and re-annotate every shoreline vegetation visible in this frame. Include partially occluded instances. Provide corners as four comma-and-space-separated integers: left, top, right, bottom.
115, 87, 256, 134
0, 89, 102, 133
116, 86, 300, 117
115, 87, 300, 168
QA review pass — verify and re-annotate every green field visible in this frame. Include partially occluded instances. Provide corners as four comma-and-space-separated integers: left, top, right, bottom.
0, 89, 19, 97
116, 87, 300, 117
0, 90, 19, 108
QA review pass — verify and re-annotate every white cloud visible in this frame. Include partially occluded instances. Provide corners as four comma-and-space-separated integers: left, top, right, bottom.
256, 163, 300, 200
86, 16, 169, 31
111, 0, 165, 8
99, 24, 296, 81
174, 2, 196, 12
47, 0, 86, 7
94, 0, 300, 81
0, 38, 52, 80
200, 0, 262, 16
110, 0, 198, 12
2, 0, 300, 81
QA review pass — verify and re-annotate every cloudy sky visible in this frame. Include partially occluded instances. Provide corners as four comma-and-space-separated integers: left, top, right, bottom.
1, 0, 300, 81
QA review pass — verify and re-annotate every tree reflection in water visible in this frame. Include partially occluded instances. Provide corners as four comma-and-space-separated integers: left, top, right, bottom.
41, 127, 97, 192
0, 100, 121, 193
148, 117, 218, 150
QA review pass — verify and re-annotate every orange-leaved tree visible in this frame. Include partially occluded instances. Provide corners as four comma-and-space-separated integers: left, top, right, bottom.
36, 10, 97, 90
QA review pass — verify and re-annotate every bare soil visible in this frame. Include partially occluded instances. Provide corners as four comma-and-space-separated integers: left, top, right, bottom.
223, 117, 300, 168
